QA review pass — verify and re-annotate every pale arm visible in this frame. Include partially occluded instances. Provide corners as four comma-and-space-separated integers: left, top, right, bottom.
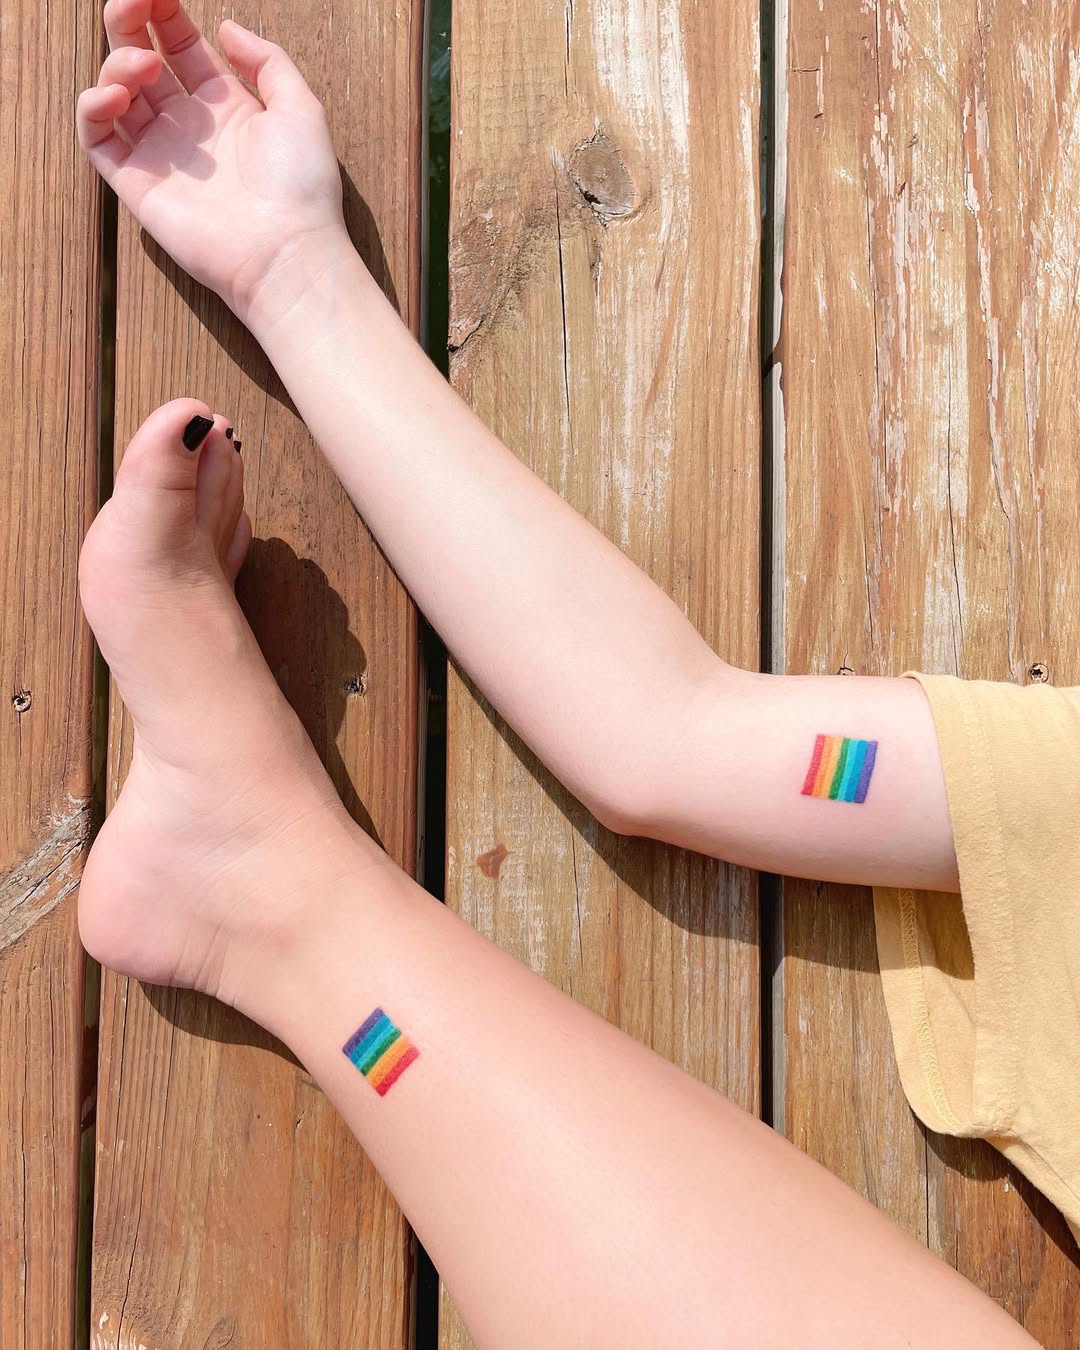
251, 240, 958, 892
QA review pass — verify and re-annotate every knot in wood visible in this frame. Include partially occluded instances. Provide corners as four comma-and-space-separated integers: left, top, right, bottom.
343, 674, 367, 697
567, 131, 638, 222
1028, 662, 1050, 684
12, 689, 31, 714
837, 665, 855, 677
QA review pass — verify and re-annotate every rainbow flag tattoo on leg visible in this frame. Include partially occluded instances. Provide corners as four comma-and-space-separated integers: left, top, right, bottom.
801, 734, 878, 803
343, 1009, 420, 1096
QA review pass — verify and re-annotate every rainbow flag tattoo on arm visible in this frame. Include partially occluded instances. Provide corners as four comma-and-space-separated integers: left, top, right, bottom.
801, 734, 878, 803
343, 1008, 419, 1096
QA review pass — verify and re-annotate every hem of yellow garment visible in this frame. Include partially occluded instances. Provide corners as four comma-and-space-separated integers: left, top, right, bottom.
873, 887, 966, 1137
872, 671, 1021, 1142
876, 886, 1080, 1249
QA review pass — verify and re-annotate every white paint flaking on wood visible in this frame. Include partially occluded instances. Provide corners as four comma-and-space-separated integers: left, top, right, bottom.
589, 1, 693, 548
590, 0, 691, 160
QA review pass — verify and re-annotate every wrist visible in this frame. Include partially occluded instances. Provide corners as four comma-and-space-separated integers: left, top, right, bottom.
236, 224, 373, 340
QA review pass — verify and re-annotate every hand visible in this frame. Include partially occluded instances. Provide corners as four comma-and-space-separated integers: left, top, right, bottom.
77, 0, 350, 323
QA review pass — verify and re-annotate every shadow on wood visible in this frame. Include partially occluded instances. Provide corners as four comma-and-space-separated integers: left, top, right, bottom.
142, 982, 303, 1062
454, 663, 753, 944
136, 163, 398, 413
238, 535, 380, 846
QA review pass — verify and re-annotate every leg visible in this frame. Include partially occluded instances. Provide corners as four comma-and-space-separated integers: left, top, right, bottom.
78, 403, 1032, 1349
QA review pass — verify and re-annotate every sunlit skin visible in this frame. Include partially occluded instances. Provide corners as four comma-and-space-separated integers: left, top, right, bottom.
75, 4, 1028, 1346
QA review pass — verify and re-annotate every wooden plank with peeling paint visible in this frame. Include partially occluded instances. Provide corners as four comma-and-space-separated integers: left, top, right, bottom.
779, 0, 1080, 1340
441, 2, 763, 1344
89, 2, 424, 1345
0, 0, 102, 1342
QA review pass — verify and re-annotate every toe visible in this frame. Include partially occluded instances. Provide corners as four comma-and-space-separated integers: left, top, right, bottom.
217, 453, 246, 559
224, 512, 253, 583
118, 399, 215, 489
195, 424, 242, 540
79, 402, 240, 676
108, 399, 219, 550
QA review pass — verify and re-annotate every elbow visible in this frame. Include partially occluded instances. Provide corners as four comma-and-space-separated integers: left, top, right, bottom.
588, 796, 642, 839
583, 657, 742, 844
583, 777, 661, 840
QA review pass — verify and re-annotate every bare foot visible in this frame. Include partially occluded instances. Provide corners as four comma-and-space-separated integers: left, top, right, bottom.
79, 399, 360, 1005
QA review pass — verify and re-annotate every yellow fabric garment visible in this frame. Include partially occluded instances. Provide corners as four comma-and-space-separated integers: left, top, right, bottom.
874, 672, 1080, 1246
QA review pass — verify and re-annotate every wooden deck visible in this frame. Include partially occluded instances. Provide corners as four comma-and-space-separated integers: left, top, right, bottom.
3, 0, 1078, 1345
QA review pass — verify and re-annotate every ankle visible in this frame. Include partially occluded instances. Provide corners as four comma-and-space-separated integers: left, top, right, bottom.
216, 812, 392, 1033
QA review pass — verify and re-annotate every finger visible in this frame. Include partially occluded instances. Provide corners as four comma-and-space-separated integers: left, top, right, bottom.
96, 46, 162, 139
148, 0, 231, 95
77, 85, 135, 181
119, 89, 156, 142
103, 0, 185, 112
218, 21, 323, 115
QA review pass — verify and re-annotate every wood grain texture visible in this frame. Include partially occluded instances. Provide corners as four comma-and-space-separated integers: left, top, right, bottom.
779, 0, 1080, 1340
90, 2, 424, 1345
0, 0, 101, 1342
442, 2, 762, 1344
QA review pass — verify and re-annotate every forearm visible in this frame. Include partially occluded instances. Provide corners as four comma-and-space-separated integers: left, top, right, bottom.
246, 238, 960, 892
247, 235, 723, 830
239, 827, 1031, 1350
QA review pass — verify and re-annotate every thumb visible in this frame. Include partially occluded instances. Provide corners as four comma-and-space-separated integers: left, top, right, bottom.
219, 21, 322, 114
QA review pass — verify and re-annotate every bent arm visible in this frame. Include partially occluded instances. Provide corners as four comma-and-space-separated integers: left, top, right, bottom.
250, 238, 958, 892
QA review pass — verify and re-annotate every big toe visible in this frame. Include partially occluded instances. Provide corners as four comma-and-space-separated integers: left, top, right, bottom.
80, 400, 238, 633
111, 400, 230, 551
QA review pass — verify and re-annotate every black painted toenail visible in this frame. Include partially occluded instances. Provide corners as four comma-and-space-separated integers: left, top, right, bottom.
182, 415, 215, 451
233, 440, 242, 453
225, 426, 234, 440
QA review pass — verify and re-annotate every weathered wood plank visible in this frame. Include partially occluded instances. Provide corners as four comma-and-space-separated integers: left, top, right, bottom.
0, 0, 102, 1341
442, 2, 763, 1343
90, 2, 424, 1345
779, 0, 1080, 1341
